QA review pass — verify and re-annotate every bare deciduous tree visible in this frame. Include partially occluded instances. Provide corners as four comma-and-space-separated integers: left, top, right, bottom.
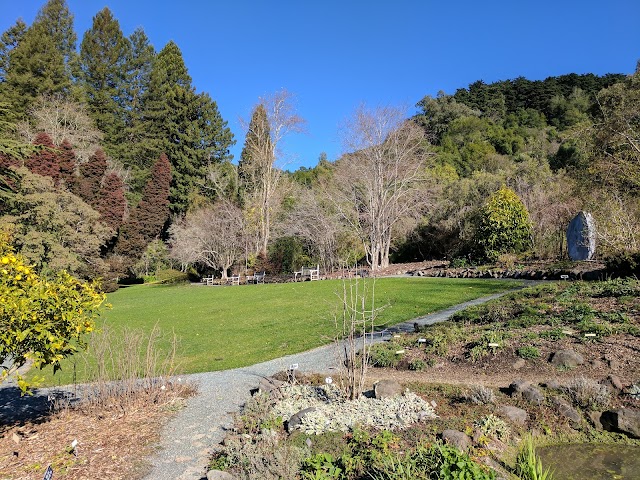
333, 105, 431, 271
168, 201, 246, 279
240, 89, 305, 254
18, 94, 103, 163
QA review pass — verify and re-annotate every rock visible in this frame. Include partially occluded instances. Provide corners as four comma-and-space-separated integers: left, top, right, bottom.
255, 377, 285, 395
521, 385, 544, 405
207, 470, 236, 480
604, 374, 624, 392
512, 358, 526, 370
542, 379, 562, 390
550, 396, 582, 425
589, 411, 603, 430
600, 408, 640, 439
567, 211, 596, 261
550, 349, 584, 368
508, 379, 531, 395
499, 405, 528, 425
589, 359, 605, 369
374, 379, 403, 399
441, 429, 471, 451
286, 407, 316, 433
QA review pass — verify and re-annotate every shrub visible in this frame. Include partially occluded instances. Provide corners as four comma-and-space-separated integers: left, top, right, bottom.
474, 414, 510, 441
515, 434, 554, 480
408, 359, 427, 371
517, 346, 541, 359
464, 385, 495, 405
564, 376, 610, 410
368, 343, 403, 368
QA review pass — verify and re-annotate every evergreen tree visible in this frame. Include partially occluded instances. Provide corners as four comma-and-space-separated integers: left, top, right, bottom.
0, 20, 27, 84
116, 153, 171, 259
141, 41, 233, 214
475, 186, 532, 262
96, 171, 126, 232
2, 0, 77, 116
25, 133, 60, 183
117, 27, 155, 176
57, 139, 77, 190
75, 148, 108, 206
79, 7, 129, 155
239, 103, 270, 196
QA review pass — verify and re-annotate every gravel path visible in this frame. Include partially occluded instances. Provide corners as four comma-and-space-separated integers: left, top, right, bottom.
143, 286, 526, 480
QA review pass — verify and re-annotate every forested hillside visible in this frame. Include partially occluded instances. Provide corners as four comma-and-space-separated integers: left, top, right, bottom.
1, 0, 638, 289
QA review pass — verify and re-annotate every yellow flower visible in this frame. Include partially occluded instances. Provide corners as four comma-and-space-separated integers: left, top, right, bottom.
1, 257, 8, 264
14, 275, 22, 281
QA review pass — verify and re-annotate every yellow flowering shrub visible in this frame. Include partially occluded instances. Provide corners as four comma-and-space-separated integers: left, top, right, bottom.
0, 236, 106, 392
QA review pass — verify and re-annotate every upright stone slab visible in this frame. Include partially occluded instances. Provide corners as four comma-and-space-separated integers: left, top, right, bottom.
567, 211, 596, 261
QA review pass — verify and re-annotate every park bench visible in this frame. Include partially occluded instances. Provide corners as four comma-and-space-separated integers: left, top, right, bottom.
294, 265, 319, 281
226, 275, 240, 286
246, 271, 266, 284
202, 275, 215, 286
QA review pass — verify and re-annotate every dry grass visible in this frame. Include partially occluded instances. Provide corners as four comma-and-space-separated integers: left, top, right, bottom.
1, 323, 196, 479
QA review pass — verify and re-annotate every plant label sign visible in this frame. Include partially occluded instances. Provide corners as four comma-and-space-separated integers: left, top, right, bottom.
43, 465, 53, 480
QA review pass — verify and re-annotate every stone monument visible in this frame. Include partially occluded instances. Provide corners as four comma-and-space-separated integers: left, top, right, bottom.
566, 211, 596, 261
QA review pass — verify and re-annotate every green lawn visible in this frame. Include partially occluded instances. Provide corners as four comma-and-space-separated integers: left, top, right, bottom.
38, 277, 518, 385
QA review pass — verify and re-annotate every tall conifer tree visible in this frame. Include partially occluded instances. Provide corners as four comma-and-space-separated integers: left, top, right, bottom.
141, 41, 233, 215
75, 148, 108, 207
25, 133, 60, 183
2, 0, 77, 116
96, 171, 126, 232
79, 7, 129, 155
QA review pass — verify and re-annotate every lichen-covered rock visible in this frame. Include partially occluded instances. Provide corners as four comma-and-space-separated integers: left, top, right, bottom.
286, 407, 316, 433
441, 429, 471, 451
374, 379, 403, 399
498, 405, 528, 425
207, 469, 236, 480
550, 396, 582, 426
550, 349, 584, 368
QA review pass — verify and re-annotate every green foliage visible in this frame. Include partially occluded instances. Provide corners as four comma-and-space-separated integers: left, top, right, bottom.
517, 346, 541, 359
475, 186, 532, 262
474, 414, 510, 441
515, 435, 555, 480
0, 236, 106, 392
367, 342, 403, 368
300, 453, 343, 480
268, 236, 310, 274
408, 359, 427, 371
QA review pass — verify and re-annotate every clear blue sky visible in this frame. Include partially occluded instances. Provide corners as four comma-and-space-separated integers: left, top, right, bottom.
2, 0, 639, 170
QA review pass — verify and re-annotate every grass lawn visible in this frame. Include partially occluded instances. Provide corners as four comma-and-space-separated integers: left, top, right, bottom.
38, 277, 518, 385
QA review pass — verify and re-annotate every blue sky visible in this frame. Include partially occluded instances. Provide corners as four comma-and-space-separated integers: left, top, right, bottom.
2, 0, 639, 170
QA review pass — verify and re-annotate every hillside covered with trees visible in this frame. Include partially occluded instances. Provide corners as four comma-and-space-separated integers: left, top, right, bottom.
1, 0, 638, 289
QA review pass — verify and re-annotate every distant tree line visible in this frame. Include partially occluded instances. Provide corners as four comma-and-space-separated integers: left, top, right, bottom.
1, 0, 639, 289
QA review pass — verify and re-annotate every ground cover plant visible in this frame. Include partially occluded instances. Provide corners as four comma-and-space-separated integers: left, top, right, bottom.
33, 277, 517, 385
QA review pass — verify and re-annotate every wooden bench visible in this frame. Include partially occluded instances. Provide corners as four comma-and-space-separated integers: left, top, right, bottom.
202, 275, 216, 286
227, 275, 240, 285
246, 272, 266, 284
294, 265, 319, 281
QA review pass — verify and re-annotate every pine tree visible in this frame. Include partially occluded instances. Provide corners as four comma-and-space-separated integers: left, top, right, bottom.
25, 133, 60, 183
79, 7, 129, 155
2, 0, 77, 116
239, 103, 270, 198
75, 148, 108, 207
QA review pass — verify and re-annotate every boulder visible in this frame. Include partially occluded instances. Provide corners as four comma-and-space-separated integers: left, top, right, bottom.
374, 379, 403, 399
441, 429, 471, 452
567, 211, 596, 261
286, 407, 316, 433
550, 349, 584, 368
600, 408, 640, 439
521, 385, 544, 405
550, 396, 582, 425
512, 358, 526, 370
603, 374, 624, 392
207, 470, 236, 480
499, 405, 528, 425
